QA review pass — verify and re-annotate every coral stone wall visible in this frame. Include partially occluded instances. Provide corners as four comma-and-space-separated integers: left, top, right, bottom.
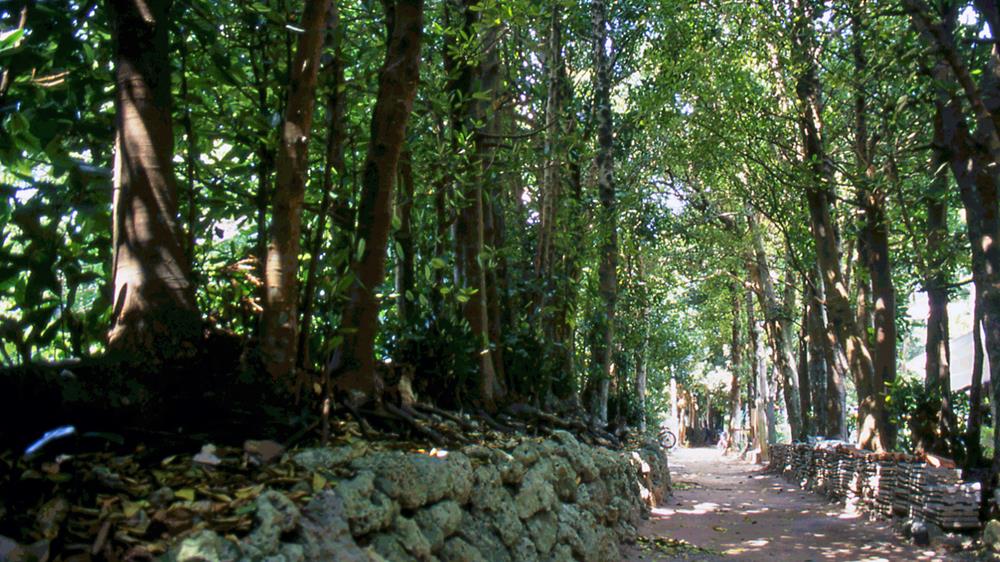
170, 431, 670, 562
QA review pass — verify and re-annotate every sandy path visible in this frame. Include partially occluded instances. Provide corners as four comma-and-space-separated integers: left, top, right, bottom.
622, 447, 965, 562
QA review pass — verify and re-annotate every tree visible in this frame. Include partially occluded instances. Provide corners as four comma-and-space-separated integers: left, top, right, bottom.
327, 0, 424, 402
106, 0, 201, 363
591, 0, 618, 427
259, 0, 330, 378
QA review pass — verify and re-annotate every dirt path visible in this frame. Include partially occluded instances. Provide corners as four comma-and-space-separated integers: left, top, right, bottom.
623, 447, 968, 562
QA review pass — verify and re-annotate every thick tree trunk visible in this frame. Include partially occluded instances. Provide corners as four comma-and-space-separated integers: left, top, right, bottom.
933, 70, 1000, 473
259, 0, 330, 378
852, 4, 897, 450
592, 0, 617, 427
107, 0, 201, 362
810, 265, 847, 439
791, 0, 882, 449
907, 2, 1000, 475
327, 0, 423, 400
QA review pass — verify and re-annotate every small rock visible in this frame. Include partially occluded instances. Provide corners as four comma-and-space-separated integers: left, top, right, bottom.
0, 535, 49, 562
298, 491, 370, 561
335, 472, 398, 535
983, 519, 1000, 552
439, 537, 487, 562
371, 533, 416, 562
36, 496, 69, 540
192, 444, 221, 466
525, 510, 558, 555
910, 520, 930, 547
244, 439, 285, 465
241, 490, 301, 557
171, 529, 238, 562
395, 516, 433, 559
416, 500, 463, 551
293, 445, 364, 471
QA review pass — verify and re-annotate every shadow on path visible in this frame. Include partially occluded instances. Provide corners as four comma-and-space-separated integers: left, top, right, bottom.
623, 447, 971, 561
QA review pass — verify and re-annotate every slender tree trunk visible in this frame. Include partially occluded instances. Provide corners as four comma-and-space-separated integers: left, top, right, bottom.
798, 294, 811, 436
592, 0, 617, 427
534, 2, 562, 321
551, 74, 586, 400
748, 286, 773, 457
179, 41, 198, 268
260, 0, 330, 378
925, 115, 956, 454
786, 264, 811, 438
967, 291, 985, 467
447, 3, 505, 410
634, 254, 649, 432
395, 149, 416, 328
728, 287, 742, 451
805, 277, 827, 437
107, 0, 201, 362
327, 0, 423, 400
298, 10, 348, 369
747, 214, 803, 441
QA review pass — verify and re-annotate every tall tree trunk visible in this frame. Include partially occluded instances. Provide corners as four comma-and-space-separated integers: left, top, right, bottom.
534, 2, 562, 321
805, 276, 827, 437
787, 264, 811, 438
747, 214, 803, 441
926, 114, 956, 454
809, 264, 847, 439
260, 0, 330, 378
635, 254, 649, 432
327, 0, 423, 400
298, 10, 348, 369
906, 0, 1000, 476
852, 2, 897, 450
798, 293, 811, 436
791, 0, 882, 449
592, 0, 617, 427
747, 285, 773, 458
179, 41, 198, 268
107, 0, 201, 362
728, 286, 743, 451
967, 291, 985, 467
447, 2, 504, 410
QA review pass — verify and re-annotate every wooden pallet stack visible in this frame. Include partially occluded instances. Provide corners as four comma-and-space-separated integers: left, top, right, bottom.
764, 442, 981, 530
922, 482, 981, 530
869, 457, 898, 516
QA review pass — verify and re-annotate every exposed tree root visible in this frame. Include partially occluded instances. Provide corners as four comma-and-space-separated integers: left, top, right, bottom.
383, 401, 448, 447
